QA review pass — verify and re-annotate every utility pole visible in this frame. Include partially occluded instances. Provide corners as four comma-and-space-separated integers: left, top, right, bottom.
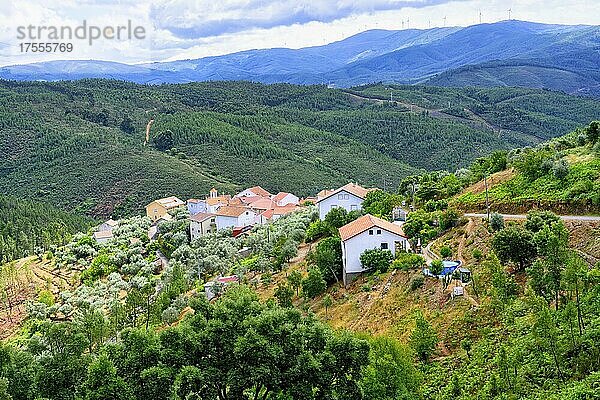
411, 179, 417, 210
507, 8, 512, 20
484, 174, 490, 222
479, 10, 482, 24
443, 16, 447, 27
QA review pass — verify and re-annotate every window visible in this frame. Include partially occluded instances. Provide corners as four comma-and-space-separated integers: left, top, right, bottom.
368, 230, 373, 235
380, 242, 388, 250
344, 194, 350, 200
350, 204, 358, 211
376, 229, 382, 235
330, 204, 338, 210
338, 194, 343, 200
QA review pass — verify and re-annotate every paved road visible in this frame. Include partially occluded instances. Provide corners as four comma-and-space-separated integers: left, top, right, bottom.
464, 213, 600, 222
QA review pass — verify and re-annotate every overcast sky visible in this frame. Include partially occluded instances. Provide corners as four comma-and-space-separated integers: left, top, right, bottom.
0, 0, 598, 67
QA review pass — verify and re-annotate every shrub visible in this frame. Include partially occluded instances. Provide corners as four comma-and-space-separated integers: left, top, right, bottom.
552, 159, 569, 180
490, 212, 505, 232
440, 246, 452, 259
429, 260, 444, 276
260, 272, 272, 286
274, 284, 294, 308
360, 249, 395, 273
38, 290, 55, 306
392, 253, 426, 272
302, 268, 327, 298
472, 248, 483, 261
411, 276, 425, 291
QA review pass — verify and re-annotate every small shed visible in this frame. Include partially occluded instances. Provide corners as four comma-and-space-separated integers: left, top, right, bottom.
457, 267, 472, 283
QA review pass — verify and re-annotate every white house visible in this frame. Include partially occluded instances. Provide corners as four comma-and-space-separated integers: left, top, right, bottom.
316, 183, 373, 220
272, 192, 299, 206
339, 214, 410, 286
187, 199, 208, 215
215, 206, 256, 230
189, 212, 217, 241
98, 219, 118, 232
235, 186, 272, 198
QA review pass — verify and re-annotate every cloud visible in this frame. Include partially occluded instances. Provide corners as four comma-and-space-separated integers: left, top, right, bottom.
150, 0, 458, 38
0, 0, 599, 67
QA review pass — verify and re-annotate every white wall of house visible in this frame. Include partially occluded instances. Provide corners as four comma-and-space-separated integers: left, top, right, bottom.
190, 217, 216, 241
318, 190, 363, 220
255, 214, 271, 225
187, 201, 207, 215
238, 210, 256, 227
215, 210, 256, 230
216, 215, 238, 230
276, 193, 299, 206
207, 202, 225, 213
341, 229, 410, 281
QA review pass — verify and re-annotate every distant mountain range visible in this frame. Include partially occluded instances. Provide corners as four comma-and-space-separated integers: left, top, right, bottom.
2, 20, 599, 96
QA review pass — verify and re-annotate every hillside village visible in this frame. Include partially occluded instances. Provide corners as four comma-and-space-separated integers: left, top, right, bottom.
91, 182, 426, 296
83, 175, 485, 314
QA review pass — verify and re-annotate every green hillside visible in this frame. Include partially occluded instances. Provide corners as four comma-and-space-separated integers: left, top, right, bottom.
425, 60, 600, 98
454, 123, 600, 213
0, 196, 93, 263
1, 79, 598, 217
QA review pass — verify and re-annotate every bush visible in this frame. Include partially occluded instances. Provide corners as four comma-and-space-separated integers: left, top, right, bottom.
360, 249, 395, 273
430, 260, 444, 276
302, 268, 327, 298
305, 220, 330, 242
472, 248, 483, 261
392, 253, 426, 272
38, 290, 55, 306
274, 284, 294, 308
552, 159, 569, 180
410, 276, 425, 291
440, 246, 452, 259
490, 212, 505, 232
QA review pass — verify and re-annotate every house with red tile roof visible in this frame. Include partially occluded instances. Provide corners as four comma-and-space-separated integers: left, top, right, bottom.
272, 192, 299, 206
215, 206, 256, 231
235, 186, 272, 198
189, 212, 217, 241
248, 197, 276, 211
316, 183, 376, 220
339, 214, 410, 286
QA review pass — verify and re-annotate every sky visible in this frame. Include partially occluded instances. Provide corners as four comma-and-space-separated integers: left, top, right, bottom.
0, 0, 598, 67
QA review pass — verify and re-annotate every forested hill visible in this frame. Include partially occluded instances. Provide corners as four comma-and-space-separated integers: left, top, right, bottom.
0, 196, 93, 264
1, 79, 599, 217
